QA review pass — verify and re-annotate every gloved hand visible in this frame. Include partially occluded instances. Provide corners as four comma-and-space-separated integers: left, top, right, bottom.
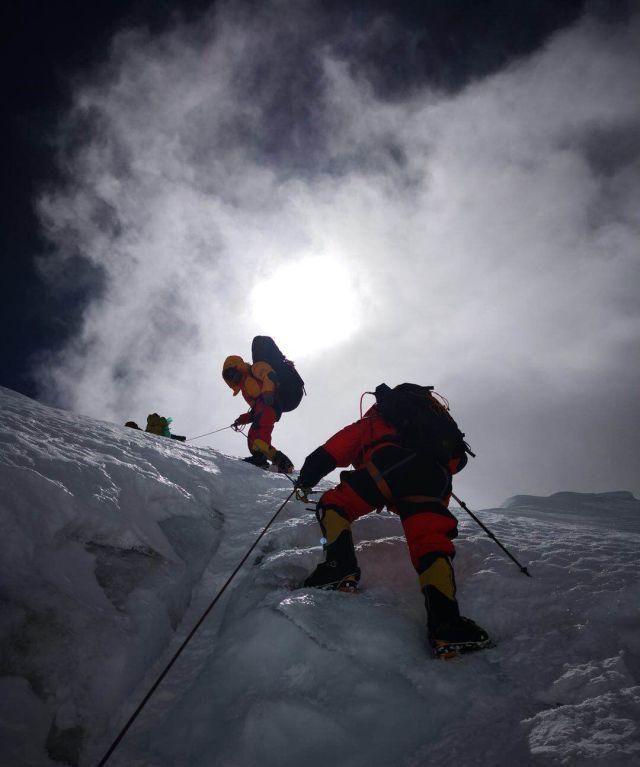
232, 412, 252, 430
294, 474, 313, 502
294, 486, 312, 502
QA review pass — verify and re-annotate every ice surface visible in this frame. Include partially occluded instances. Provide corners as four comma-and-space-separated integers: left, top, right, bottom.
1, 386, 639, 766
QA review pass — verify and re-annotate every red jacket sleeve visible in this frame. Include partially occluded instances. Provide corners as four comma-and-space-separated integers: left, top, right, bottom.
323, 412, 380, 467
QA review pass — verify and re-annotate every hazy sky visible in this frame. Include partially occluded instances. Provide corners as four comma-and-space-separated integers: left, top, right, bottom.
32, 0, 640, 507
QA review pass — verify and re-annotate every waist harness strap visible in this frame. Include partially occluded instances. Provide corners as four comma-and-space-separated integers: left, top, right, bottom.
364, 454, 447, 507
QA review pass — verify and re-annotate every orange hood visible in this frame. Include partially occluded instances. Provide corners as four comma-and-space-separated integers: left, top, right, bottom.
222, 355, 250, 395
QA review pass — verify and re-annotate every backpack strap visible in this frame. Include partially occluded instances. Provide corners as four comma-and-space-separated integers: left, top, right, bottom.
364, 459, 395, 502
355, 434, 401, 465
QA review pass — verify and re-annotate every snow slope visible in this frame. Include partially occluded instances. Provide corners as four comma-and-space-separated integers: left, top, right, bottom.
0, 386, 294, 765
1, 386, 639, 766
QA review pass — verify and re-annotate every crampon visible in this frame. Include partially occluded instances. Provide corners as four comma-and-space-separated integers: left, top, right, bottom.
308, 574, 360, 594
430, 636, 495, 660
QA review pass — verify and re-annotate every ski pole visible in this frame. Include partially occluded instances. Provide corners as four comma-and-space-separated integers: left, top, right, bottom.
95, 488, 296, 767
451, 493, 531, 577
187, 425, 234, 442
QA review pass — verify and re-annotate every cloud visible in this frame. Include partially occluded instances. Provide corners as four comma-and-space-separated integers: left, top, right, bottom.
36, 2, 640, 506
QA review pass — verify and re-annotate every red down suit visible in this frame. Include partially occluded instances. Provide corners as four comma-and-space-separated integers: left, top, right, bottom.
297, 405, 467, 575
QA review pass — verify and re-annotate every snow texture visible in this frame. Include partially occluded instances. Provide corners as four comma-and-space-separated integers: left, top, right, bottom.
0, 386, 638, 766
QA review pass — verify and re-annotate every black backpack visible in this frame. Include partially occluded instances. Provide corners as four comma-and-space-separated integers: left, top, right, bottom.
251, 336, 305, 412
374, 383, 474, 467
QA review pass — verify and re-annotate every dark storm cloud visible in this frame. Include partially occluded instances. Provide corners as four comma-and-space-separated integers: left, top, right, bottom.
35, 0, 640, 506
174, 0, 591, 176
579, 122, 640, 179
329, 0, 588, 97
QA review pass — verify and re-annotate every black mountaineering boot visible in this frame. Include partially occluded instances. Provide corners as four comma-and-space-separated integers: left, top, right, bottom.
272, 450, 294, 474
243, 452, 269, 469
425, 587, 492, 659
304, 507, 360, 592
420, 555, 493, 659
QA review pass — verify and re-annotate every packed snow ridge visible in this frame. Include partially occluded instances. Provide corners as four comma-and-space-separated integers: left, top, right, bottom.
0, 386, 638, 767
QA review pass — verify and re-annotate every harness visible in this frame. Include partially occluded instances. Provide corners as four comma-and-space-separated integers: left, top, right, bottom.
364, 451, 448, 508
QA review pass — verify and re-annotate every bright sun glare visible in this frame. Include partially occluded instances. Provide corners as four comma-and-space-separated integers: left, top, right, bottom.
250, 257, 361, 358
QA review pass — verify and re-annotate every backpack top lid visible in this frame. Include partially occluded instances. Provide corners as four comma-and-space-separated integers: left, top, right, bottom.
251, 336, 286, 366
251, 335, 305, 412
374, 382, 473, 464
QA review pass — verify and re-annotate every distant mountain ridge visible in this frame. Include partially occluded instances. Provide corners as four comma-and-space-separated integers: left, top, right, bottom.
504, 489, 637, 508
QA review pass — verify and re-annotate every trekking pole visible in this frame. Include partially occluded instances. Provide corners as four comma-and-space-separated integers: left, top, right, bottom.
451, 493, 531, 577
187, 425, 234, 442
95, 489, 296, 767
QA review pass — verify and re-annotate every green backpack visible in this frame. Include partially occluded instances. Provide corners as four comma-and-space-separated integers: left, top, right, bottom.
145, 413, 172, 437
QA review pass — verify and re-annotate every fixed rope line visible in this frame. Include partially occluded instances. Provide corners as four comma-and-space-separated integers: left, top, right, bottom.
96, 488, 296, 767
187, 425, 233, 442
452, 492, 531, 577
